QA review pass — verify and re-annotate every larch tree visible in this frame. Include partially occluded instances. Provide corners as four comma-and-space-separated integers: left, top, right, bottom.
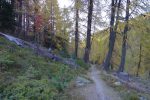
45, 0, 55, 36
118, 0, 130, 72
18, 0, 22, 34
45, 0, 62, 35
136, 42, 142, 76
103, 0, 122, 71
74, 0, 80, 58
12, 0, 32, 38
43, 0, 63, 47
54, 0, 63, 37
32, 0, 44, 54
61, 7, 73, 44
84, 0, 94, 63
0, 0, 15, 32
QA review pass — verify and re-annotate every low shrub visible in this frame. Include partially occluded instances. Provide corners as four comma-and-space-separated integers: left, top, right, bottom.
0, 37, 79, 100
2, 79, 58, 100
75, 59, 90, 70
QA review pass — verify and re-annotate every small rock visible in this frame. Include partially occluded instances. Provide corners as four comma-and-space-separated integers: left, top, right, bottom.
114, 81, 121, 86
75, 76, 91, 87
0, 42, 5, 45
118, 72, 130, 81
139, 96, 147, 100
48, 48, 52, 52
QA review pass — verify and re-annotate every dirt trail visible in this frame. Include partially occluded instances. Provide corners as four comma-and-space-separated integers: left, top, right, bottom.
69, 65, 121, 100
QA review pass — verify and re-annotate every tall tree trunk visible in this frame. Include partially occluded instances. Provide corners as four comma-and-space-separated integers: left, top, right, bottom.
11, 0, 15, 33
18, 0, 22, 35
136, 43, 142, 76
23, 1, 28, 39
26, 14, 29, 37
118, 0, 130, 72
75, 0, 79, 58
33, 0, 39, 55
26, 0, 30, 37
84, 0, 93, 63
103, 0, 120, 71
23, 13, 26, 38
50, 1, 55, 36
149, 71, 150, 79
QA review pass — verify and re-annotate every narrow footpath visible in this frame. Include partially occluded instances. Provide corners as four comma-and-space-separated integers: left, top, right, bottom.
69, 65, 121, 100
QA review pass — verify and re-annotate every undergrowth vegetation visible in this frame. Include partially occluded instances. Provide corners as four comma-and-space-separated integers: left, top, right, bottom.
0, 37, 83, 99
100, 71, 150, 100
75, 58, 90, 70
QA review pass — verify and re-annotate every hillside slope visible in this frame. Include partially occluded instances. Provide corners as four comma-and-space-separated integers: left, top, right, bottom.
0, 37, 82, 99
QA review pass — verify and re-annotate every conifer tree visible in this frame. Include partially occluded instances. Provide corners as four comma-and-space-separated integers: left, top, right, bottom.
118, 0, 130, 72
84, 0, 94, 63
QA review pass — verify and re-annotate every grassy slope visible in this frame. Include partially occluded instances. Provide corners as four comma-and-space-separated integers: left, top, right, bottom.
0, 37, 84, 100
100, 71, 150, 100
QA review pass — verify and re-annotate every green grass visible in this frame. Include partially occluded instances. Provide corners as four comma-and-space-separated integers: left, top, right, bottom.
0, 37, 81, 100
75, 58, 90, 70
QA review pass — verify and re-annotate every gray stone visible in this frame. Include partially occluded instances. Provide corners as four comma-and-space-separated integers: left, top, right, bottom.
75, 76, 91, 87
0, 42, 5, 45
48, 48, 52, 52
118, 72, 130, 81
139, 96, 147, 100
114, 81, 121, 86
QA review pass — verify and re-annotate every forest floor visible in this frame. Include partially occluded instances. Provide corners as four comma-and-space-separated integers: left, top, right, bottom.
67, 65, 121, 100
1, 32, 149, 100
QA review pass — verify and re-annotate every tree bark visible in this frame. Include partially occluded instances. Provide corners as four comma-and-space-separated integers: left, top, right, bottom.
23, 13, 26, 38
84, 0, 93, 63
50, 1, 55, 36
103, 0, 120, 71
118, 0, 130, 72
26, 0, 30, 37
18, 0, 22, 35
75, 0, 79, 58
136, 43, 142, 77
